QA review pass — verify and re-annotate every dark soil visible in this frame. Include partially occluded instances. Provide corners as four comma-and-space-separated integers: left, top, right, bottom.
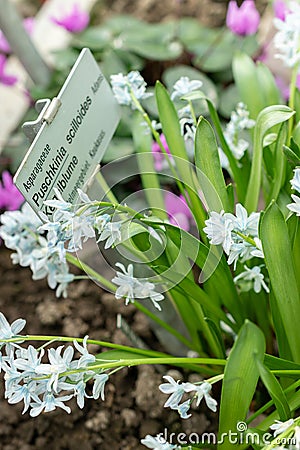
0, 248, 217, 449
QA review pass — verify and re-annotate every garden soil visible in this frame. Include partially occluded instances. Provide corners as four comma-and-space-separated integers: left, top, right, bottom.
0, 248, 217, 450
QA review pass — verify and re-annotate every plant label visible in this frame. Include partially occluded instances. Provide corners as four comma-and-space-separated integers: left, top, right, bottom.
14, 48, 121, 218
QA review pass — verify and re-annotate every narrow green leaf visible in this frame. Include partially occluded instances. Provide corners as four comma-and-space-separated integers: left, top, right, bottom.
218, 321, 265, 450
195, 117, 230, 211
245, 105, 294, 212
155, 80, 188, 161
155, 81, 207, 230
256, 358, 291, 421
267, 123, 287, 203
132, 113, 167, 219
264, 354, 300, 371
260, 202, 300, 362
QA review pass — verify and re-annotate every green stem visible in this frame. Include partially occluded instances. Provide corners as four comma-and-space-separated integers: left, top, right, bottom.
134, 300, 194, 350
66, 253, 116, 291
246, 378, 300, 425
44, 356, 227, 379
95, 172, 119, 204
188, 99, 197, 125
288, 62, 300, 144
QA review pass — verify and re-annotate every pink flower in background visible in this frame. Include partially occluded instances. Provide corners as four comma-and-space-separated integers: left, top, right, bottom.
165, 191, 193, 231
0, 55, 18, 86
0, 17, 34, 54
152, 134, 172, 171
51, 4, 89, 33
0, 171, 24, 211
273, 0, 289, 20
275, 74, 300, 101
226, 0, 260, 36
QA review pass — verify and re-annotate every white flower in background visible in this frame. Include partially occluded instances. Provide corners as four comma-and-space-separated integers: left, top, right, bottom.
274, 2, 300, 67
204, 204, 263, 288
234, 265, 270, 293
159, 375, 188, 408
112, 263, 164, 310
171, 76, 203, 101
141, 434, 177, 450
291, 168, 300, 193
112, 263, 136, 305
0, 312, 25, 341
220, 103, 255, 168
203, 210, 234, 254
159, 375, 217, 419
287, 194, 300, 216
250, 237, 264, 258
110, 71, 152, 109
228, 203, 260, 237
270, 418, 295, 437
193, 382, 218, 412
97, 221, 122, 249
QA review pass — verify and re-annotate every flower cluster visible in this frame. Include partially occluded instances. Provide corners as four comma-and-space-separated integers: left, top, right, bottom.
0, 189, 116, 298
220, 102, 255, 169
112, 263, 164, 310
204, 203, 269, 293
0, 201, 75, 298
110, 71, 152, 109
159, 375, 217, 419
274, 1, 300, 68
287, 167, 300, 216
0, 313, 109, 416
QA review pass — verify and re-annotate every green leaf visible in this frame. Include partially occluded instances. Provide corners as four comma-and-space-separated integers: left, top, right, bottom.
218, 321, 266, 450
72, 26, 111, 51
232, 52, 266, 119
256, 358, 291, 421
195, 117, 230, 211
283, 144, 300, 166
219, 84, 240, 119
245, 105, 294, 212
102, 138, 134, 163
256, 62, 281, 106
260, 202, 300, 362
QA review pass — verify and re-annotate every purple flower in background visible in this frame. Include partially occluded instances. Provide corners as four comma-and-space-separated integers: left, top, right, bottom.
0, 55, 18, 86
0, 171, 24, 211
165, 192, 193, 231
152, 134, 172, 171
273, 0, 289, 20
0, 17, 34, 54
226, 0, 260, 36
51, 4, 89, 33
